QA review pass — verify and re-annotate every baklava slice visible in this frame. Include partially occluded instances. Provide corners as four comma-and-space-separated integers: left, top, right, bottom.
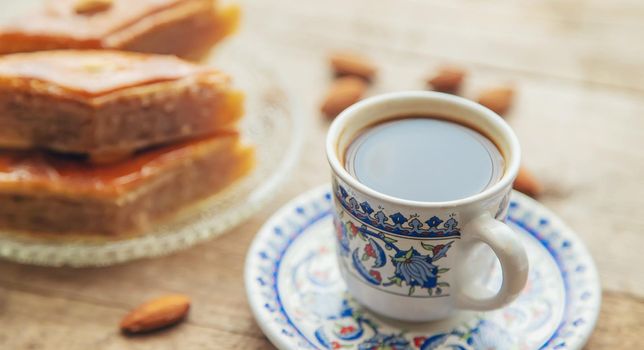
0, 0, 239, 59
0, 132, 254, 237
0, 50, 244, 162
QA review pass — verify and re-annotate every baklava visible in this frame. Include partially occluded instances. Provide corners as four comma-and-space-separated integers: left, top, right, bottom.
0, 50, 244, 162
0, 0, 239, 59
0, 132, 254, 236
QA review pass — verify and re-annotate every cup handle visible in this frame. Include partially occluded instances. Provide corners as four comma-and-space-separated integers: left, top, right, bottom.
456, 213, 529, 310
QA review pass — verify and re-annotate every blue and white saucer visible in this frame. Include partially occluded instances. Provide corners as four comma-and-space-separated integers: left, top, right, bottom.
245, 186, 601, 350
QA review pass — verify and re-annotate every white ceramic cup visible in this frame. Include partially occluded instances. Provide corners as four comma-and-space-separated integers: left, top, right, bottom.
326, 91, 528, 322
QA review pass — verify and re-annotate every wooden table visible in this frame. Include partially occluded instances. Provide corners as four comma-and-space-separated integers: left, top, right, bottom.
0, 0, 642, 348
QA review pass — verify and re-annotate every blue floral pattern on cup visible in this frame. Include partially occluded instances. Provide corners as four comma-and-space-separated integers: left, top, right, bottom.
333, 181, 458, 297
336, 215, 453, 296
335, 184, 460, 238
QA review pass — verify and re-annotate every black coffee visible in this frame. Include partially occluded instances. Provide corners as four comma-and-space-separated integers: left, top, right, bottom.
344, 117, 504, 202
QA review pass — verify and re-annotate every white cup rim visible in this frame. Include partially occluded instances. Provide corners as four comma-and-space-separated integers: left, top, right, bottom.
326, 91, 521, 209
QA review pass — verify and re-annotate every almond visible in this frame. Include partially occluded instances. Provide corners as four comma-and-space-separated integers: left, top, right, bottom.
427, 66, 466, 93
329, 52, 377, 81
513, 167, 542, 197
321, 76, 368, 119
120, 294, 190, 334
478, 86, 515, 116
74, 0, 113, 15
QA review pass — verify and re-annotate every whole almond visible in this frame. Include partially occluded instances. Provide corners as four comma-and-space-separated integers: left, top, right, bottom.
120, 294, 190, 334
427, 66, 466, 93
513, 167, 542, 197
478, 86, 515, 116
75, 0, 112, 15
329, 52, 377, 81
321, 76, 368, 118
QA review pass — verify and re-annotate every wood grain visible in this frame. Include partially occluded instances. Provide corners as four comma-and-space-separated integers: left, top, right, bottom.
585, 292, 644, 349
0, 0, 643, 348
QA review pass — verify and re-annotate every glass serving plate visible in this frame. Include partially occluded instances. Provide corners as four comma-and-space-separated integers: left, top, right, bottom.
0, 45, 304, 267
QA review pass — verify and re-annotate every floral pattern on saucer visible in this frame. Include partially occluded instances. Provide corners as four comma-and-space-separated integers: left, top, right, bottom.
245, 186, 601, 350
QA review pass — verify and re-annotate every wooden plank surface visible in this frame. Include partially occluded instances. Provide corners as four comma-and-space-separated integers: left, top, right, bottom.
0, 0, 643, 348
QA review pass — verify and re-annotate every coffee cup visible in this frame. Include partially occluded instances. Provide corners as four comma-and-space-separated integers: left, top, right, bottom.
325, 91, 528, 321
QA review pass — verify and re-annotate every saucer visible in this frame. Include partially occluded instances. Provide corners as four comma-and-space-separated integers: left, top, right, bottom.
245, 185, 601, 350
